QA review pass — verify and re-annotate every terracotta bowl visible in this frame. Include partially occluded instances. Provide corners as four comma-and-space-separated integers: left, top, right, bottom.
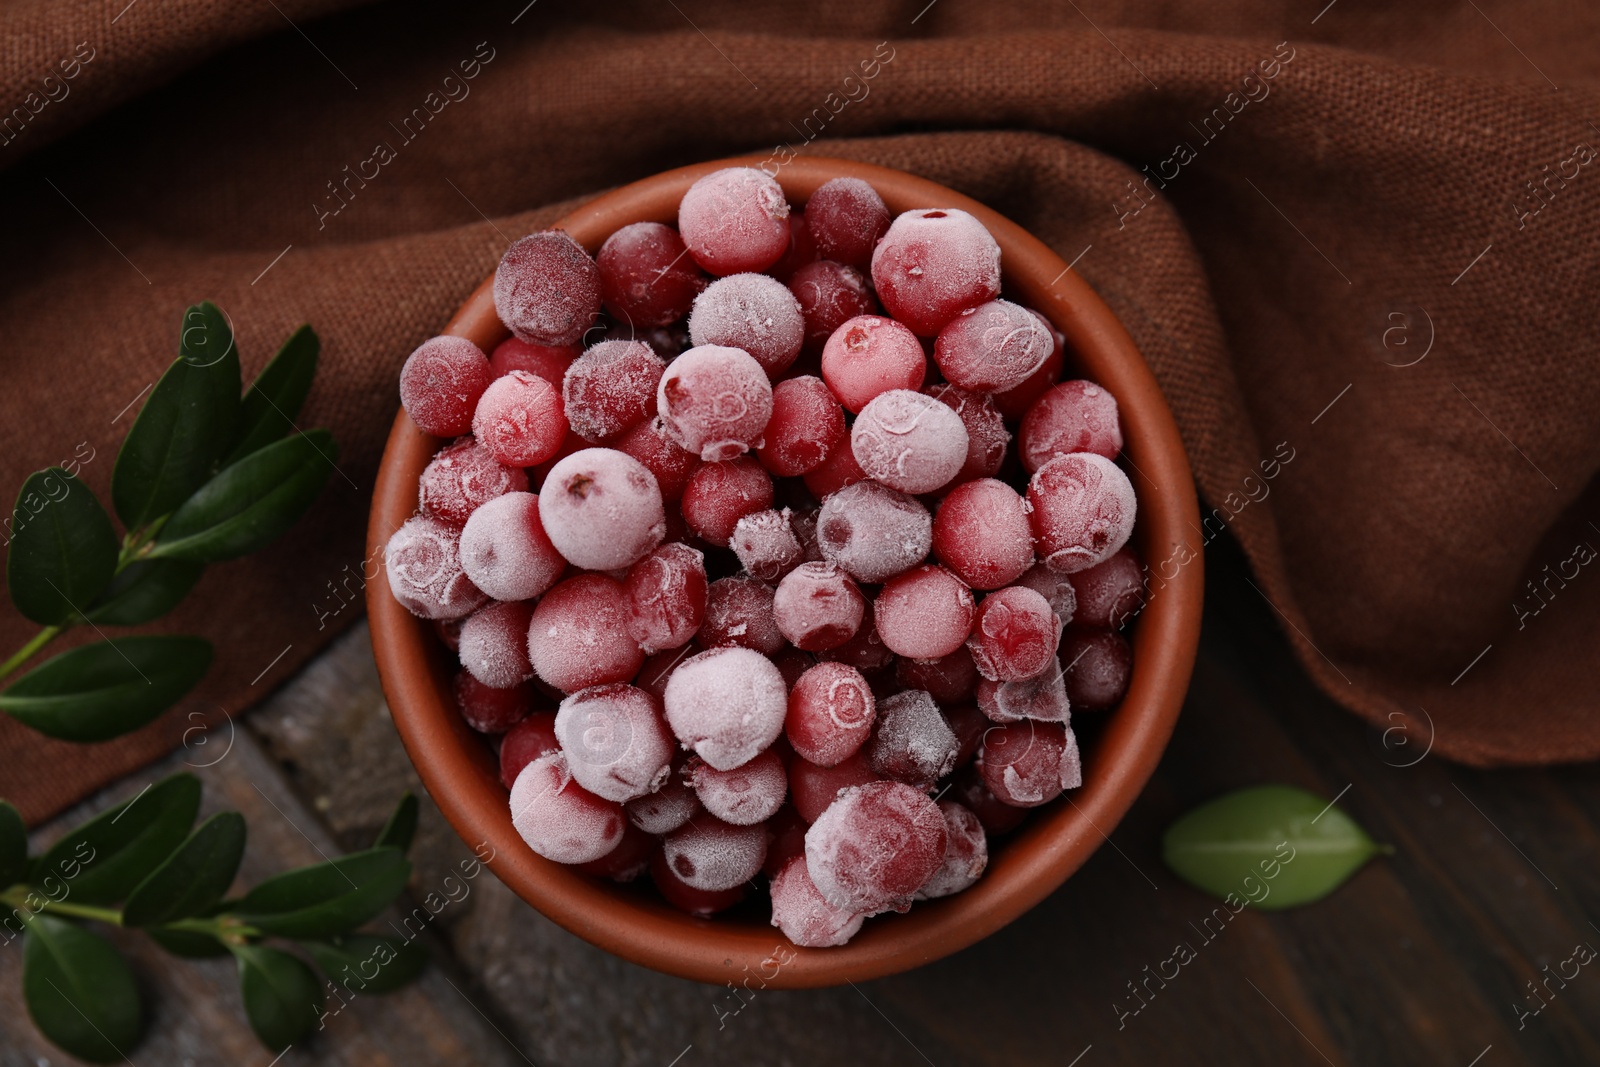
366, 155, 1203, 988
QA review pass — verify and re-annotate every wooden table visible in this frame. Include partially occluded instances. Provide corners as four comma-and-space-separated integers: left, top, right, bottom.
3, 537, 1596, 1066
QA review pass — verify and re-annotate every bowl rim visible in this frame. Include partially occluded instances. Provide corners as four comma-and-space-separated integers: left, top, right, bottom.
366, 154, 1204, 988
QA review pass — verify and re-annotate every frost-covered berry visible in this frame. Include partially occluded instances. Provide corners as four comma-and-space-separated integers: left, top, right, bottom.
770, 856, 864, 948
495, 230, 602, 347
680, 456, 773, 546
1060, 627, 1132, 712
1019, 379, 1123, 470
820, 315, 925, 414
688, 749, 787, 825
623, 542, 707, 654
453, 671, 531, 734
806, 177, 890, 270
953, 764, 1029, 834
472, 370, 568, 467
871, 208, 1001, 337
678, 167, 791, 276
612, 417, 700, 503
915, 801, 988, 900
730, 508, 803, 580
789, 751, 880, 824
459, 600, 535, 689
626, 764, 700, 834
785, 661, 876, 767
933, 299, 1055, 393
773, 561, 866, 652
801, 434, 869, 499
850, 389, 969, 495
967, 585, 1062, 682
757, 376, 846, 477
555, 683, 675, 803
689, 273, 805, 377
1013, 561, 1077, 624
418, 437, 528, 527
509, 752, 624, 864
499, 710, 558, 788
658, 345, 774, 461
662, 646, 787, 770
875, 565, 976, 661
925, 384, 1008, 483
526, 574, 643, 693
385, 515, 487, 620
538, 448, 665, 571
401, 336, 494, 437
816, 480, 932, 583
977, 669, 1071, 724
700, 576, 784, 655
789, 260, 876, 354
932, 478, 1034, 591
490, 337, 578, 389
459, 492, 566, 603
1067, 548, 1145, 630
575, 821, 656, 882
562, 340, 666, 443
976, 720, 1079, 807
597, 221, 707, 327
1027, 453, 1137, 574
992, 311, 1066, 420
650, 847, 745, 916
805, 780, 948, 914
815, 599, 895, 673
865, 689, 959, 789
662, 816, 768, 891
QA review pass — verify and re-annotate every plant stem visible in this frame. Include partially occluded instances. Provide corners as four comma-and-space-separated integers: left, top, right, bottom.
0, 886, 263, 941
1, 887, 121, 925
0, 625, 61, 683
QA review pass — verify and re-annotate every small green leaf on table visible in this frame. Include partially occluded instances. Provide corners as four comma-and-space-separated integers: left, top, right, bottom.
233, 944, 325, 1053
21, 913, 144, 1064
7, 467, 119, 625
0, 635, 213, 743
305, 934, 427, 994
122, 811, 246, 927
85, 558, 205, 626
373, 792, 418, 855
30, 772, 201, 905
231, 846, 411, 939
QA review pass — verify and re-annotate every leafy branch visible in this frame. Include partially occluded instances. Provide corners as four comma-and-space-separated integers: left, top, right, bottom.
0, 302, 335, 742
2, 778, 425, 1060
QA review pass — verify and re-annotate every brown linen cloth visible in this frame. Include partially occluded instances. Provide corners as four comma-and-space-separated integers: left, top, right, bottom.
2, 0, 1597, 823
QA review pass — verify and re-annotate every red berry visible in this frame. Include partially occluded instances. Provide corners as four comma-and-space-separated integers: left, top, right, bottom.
1013, 561, 1078, 624
788, 751, 880, 824
967, 585, 1062, 682
538, 448, 666, 570
658, 345, 774, 461
688, 748, 787, 826
678, 167, 791, 276
562, 339, 665, 442
801, 433, 868, 498
952, 764, 1029, 834
815, 599, 895, 673
992, 312, 1065, 420
596, 221, 706, 327
472, 370, 568, 467
915, 801, 988, 900
495, 230, 602, 347
384, 515, 487, 620
527, 574, 644, 693
864, 689, 959, 789
932, 478, 1034, 591
850, 389, 969, 495
816, 480, 932, 583
730, 508, 803, 580
789, 259, 876, 353
820, 314, 925, 414
662, 816, 767, 891
804, 780, 948, 914
626, 763, 700, 833
1067, 547, 1145, 629
875, 565, 976, 660
945, 703, 986, 767
650, 846, 745, 916
895, 647, 979, 705
757, 375, 846, 477
701, 576, 784, 655
976, 720, 1077, 807
499, 710, 558, 788
453, 670, 531, 734
418, 437, 528, 527
773, 562, 866, 652
925, 384, 1009, 482
785, 661, 876, 767
490, 337, 578, 387
612, 417, 700, 503
1026, 453, 1137, 574
459, 600, 535, 689
623, 542, 707, 654
871, 208, 1001, 337
509, 751, 624, 864
662, 646, 787, 770
770, 855, 864, 947
767, 210, 818, 283
680, 456, 773, 546
400, 336, 494, 438
555, 683, 675, 802
688, 273, 805, 377
933, 299, 1055, 393
1019, 379, 1124, 470
977, 669, 1071, 724
575, 821, 656, 882
459, 492, 566, 603
1060, 627, 1132, 712
806, 177, 890, 270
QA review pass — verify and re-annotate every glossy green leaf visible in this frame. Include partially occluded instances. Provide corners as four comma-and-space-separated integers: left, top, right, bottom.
85, 558, 205, 626
22, 914, 144, 1063
6, 467, 119, 625
149, 927, 230, 958
32, 773, 201, 905
373, 793, 418, 855
149, 430, 337, 562
0, 800, 27, 889
0, 636, 213, 743
224, 325, 320, 466
122, 812, 246, 927
232, 847, 410, 939
305, 934, 427, 994
233, 944, 324, 1053
1162, 784, 1389, 911
111, 302, 241, 530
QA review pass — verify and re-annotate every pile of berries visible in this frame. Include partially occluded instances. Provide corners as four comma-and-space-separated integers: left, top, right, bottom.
387, 168, 1145, 947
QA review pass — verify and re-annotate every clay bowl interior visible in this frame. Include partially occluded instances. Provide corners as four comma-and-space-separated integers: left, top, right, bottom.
366, 155, 1204, 988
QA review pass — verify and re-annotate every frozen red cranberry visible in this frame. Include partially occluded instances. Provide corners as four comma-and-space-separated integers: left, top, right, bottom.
933, 299, 1055, 393
772, 646, 817, 691
418, 437, 528, 526
915, 801, 988, 900
767, 210, 817, 283
805, 780, 948, 914
952, 765, 1029, 834
820, 315, 926, 414
992, 312, 1065, 420
976, 720, 1076, 807
385, 515, 487, 620
527, 574, 643, 692
688, 749, 786, 826
865, 690, 959, 789
772, 562, 865, 652
967, 585, 1062, 682
650, 846, 745, 916
623, 542, 707, 654
526, 429, 587, 492
875, 565, 976, 660
700, 576, 784, 655
678, 167, 790, 275
612, 417, 700, 503
850, 389, 969, 495
932, 478, 1034, 591
454, 671, 531, 733
680, 456, 773, 545
1013, 561, 1078, 624
816, 599, 894, 672
555, 683, 674, 803
688, 273, 805, 377
977, 669, 1071, 724
562, 340, 666, 442
400, 336, 494, 437
635, 648, 687, 701
1067, 548, 1145, 630
658, 345, 774, 461
509, 752, 624, 864
663, 646, 787, 770
1060, 627, 1132, 712
730, 509, 802, 580
575, 821, 656, 882
816, 480, 932, 583
770, 855, 864, 947
538, 448, 665, 570
945, 703, 986, 767
895, 647, 979, 704
757, 376, 846, 477
763, 804, 810, 877
626, 764, 701, 833
596, 221, 706, 327
1020, 380, 1123, 470
489, 337, 578, 388
459, 492, 565, 603
1027, 453, 1137, 573
433, 617, 464, 653
789, 260, 876, 353
499, 710, 559, 788
459, 600, 536, 689
925, 384, 1009, 482
662, 815, 767, 891
801, 434, 868, 498
871, 208, 1001, 337
806, 177, 890, 270
786, 661, 875, 767
471, 370, 568, 467
789, 751, 880, 823
495, 230, 602, 347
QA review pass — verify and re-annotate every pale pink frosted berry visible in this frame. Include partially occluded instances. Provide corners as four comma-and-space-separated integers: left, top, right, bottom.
459, 491, 565, 603
770, 856, 864, 948
871, 208, 1001, 337
688, 749, 787, 826
865, 689, 959, 789
400, 336, 494, 437
562, 340, 666, 443
458, 600, 535, 689
977, 669, 1071, 724
677, 167, 791, 276
537, 448, 665, 570
700, 576, 784, 655
934, 299, 1055, 393
454, 672, 531, 734
772, 561, 866, 652
925, 384, 1009, 483
806, 177, 890, 270
757, 375, 846, 477
805, 780, 948, 914
526, 574, 643, 693
850, 388, 969, 495
1067, 547, 1145, 629
662, 646, 787, 770
816, 480, 932, 583
1019, 379, 1124, 470
915, 801, 988, 900
932, 478, 1034, 591
418, 437, 528, 527
1013, 561, 1078, 624
555, 683, 675, 803
626, 765, 701, 834
384, 515, 487, 620
785, 661, 876, 767
651, 848, 746, 916
967, 585, 1062, 682
471, 370, 568, 468
1027, 453, 1137, 574
820, 315, 925, 414
689, 273, 805, 377
662, 816, 768, 891
730, 508, 803, 580
992, 311, 1066, 420
657, 345, 774, 462
509, 752, 624, 864
495, 230, 602, 347
875, 565, 976, 660
622, 542, 707, 654
976, 720, 1078, 807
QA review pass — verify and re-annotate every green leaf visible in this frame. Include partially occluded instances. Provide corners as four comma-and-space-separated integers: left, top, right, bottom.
111, 301, 242, 530
32, 773, 201, 905
0, 636, 213, 743
1162, 784, 1389, 911
149, 430, 337, 563
232, 847, 410, 939
305, 934, 427, 994
149, 927, 230, 958
122, 812, 246, 927
21, 914, 143, 1063
85, 558, 205, 626
224, 325, 320, 466
0, 800, 27, 888
6, 467, 119, 625
373, 793, 418, 855
233, 944, 324, 1053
